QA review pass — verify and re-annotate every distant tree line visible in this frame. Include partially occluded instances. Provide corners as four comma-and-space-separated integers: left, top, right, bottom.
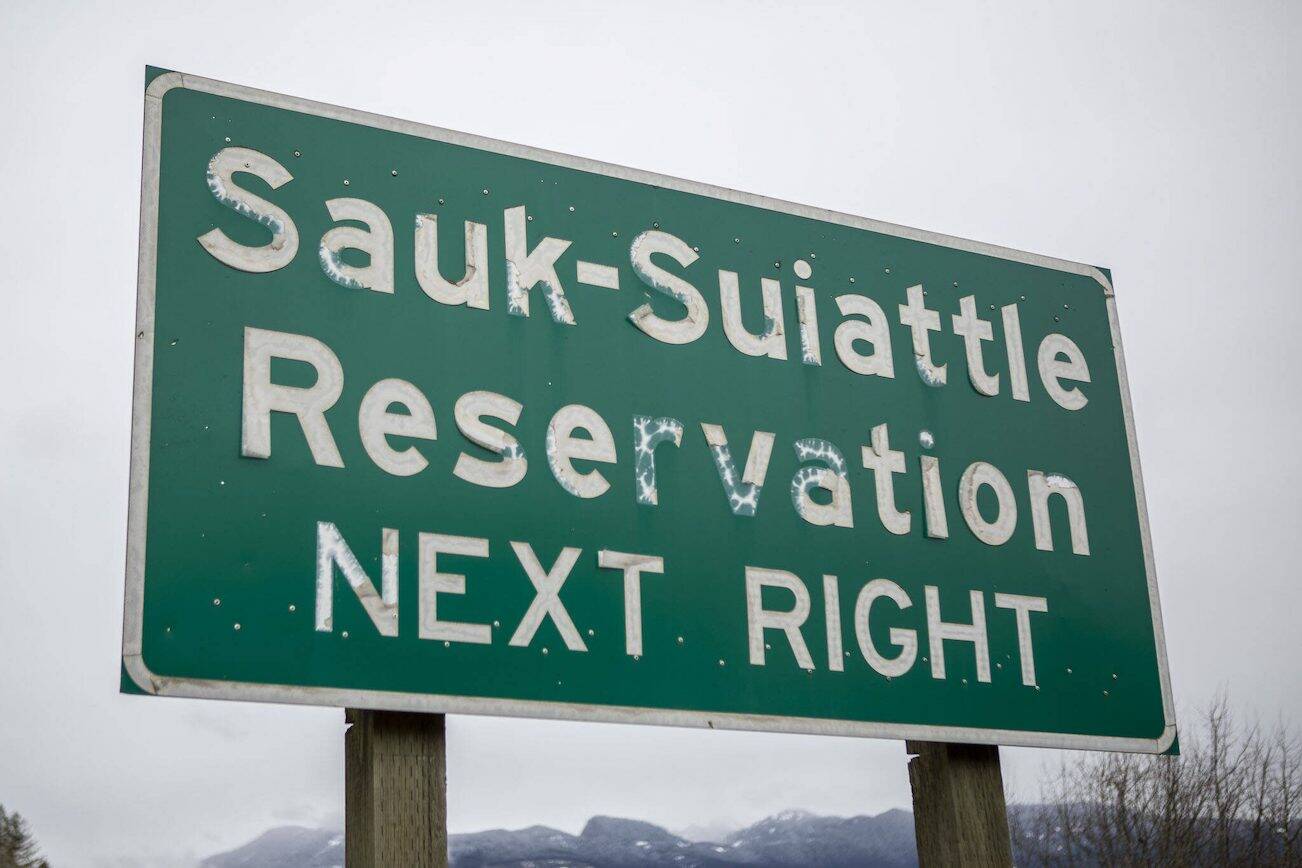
1012, 694, 1300, 866
0, 805, 48, 868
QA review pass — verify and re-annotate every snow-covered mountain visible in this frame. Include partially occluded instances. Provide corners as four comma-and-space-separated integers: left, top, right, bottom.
201, 808, 919, 867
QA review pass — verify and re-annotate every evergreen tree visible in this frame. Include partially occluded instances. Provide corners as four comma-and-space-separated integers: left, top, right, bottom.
0, 805, 49, 868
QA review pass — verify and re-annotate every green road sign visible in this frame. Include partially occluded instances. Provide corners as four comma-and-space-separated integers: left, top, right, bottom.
123, 68, 1175, 752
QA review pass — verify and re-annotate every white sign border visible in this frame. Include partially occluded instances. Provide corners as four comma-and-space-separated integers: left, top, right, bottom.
123, 69, 1176, 754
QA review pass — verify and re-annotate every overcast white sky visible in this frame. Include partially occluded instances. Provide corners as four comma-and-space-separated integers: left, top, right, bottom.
2, 1, 1299, 865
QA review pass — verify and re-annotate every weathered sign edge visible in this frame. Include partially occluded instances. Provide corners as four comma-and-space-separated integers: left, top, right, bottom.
122, 69, 1176, 754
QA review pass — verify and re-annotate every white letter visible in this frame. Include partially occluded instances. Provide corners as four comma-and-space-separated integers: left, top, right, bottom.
899, 285, 945, 387
790, 438, 853, 528
358, 379, 437, 477
925, 586, 990, 682
834, 295, 894, 377
854, 579, 917, 677
198, 147, 299, 273
718, 271, 787, 360
242, 327, 343, 467
419, 533, 491, 644
315, 521, 397, 637
546, 404, 616, 498
958, 461, 1017, 546
1037, 333, 1091, 410
508, 542, 586, 651
861, 423, 910, 535
1027, 471, 1090, 555
628, 230, 707, 344
746, 567, 815, 670
1001, 303, 1030, 402
994, 593, 1048, 686
504, 206, 574, 324
453, 391, 527, 488
415, 213, 489, 309
598, 550, 663, 657
920, 455, 949, 539
319, 198, 394, 294
951, 295, 999, 396
633, 416, 684, 506
702, 423, 775, 517
824, 575, 844, 672
796, 285, 822, 365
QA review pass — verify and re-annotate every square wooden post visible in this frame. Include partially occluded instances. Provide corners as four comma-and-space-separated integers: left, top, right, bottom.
345, 708, 448, 868
906, 740, 1013, 867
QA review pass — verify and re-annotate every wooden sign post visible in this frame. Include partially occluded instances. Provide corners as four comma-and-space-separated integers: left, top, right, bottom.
907, 741, 1013, 867
345, 709, 448, 868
